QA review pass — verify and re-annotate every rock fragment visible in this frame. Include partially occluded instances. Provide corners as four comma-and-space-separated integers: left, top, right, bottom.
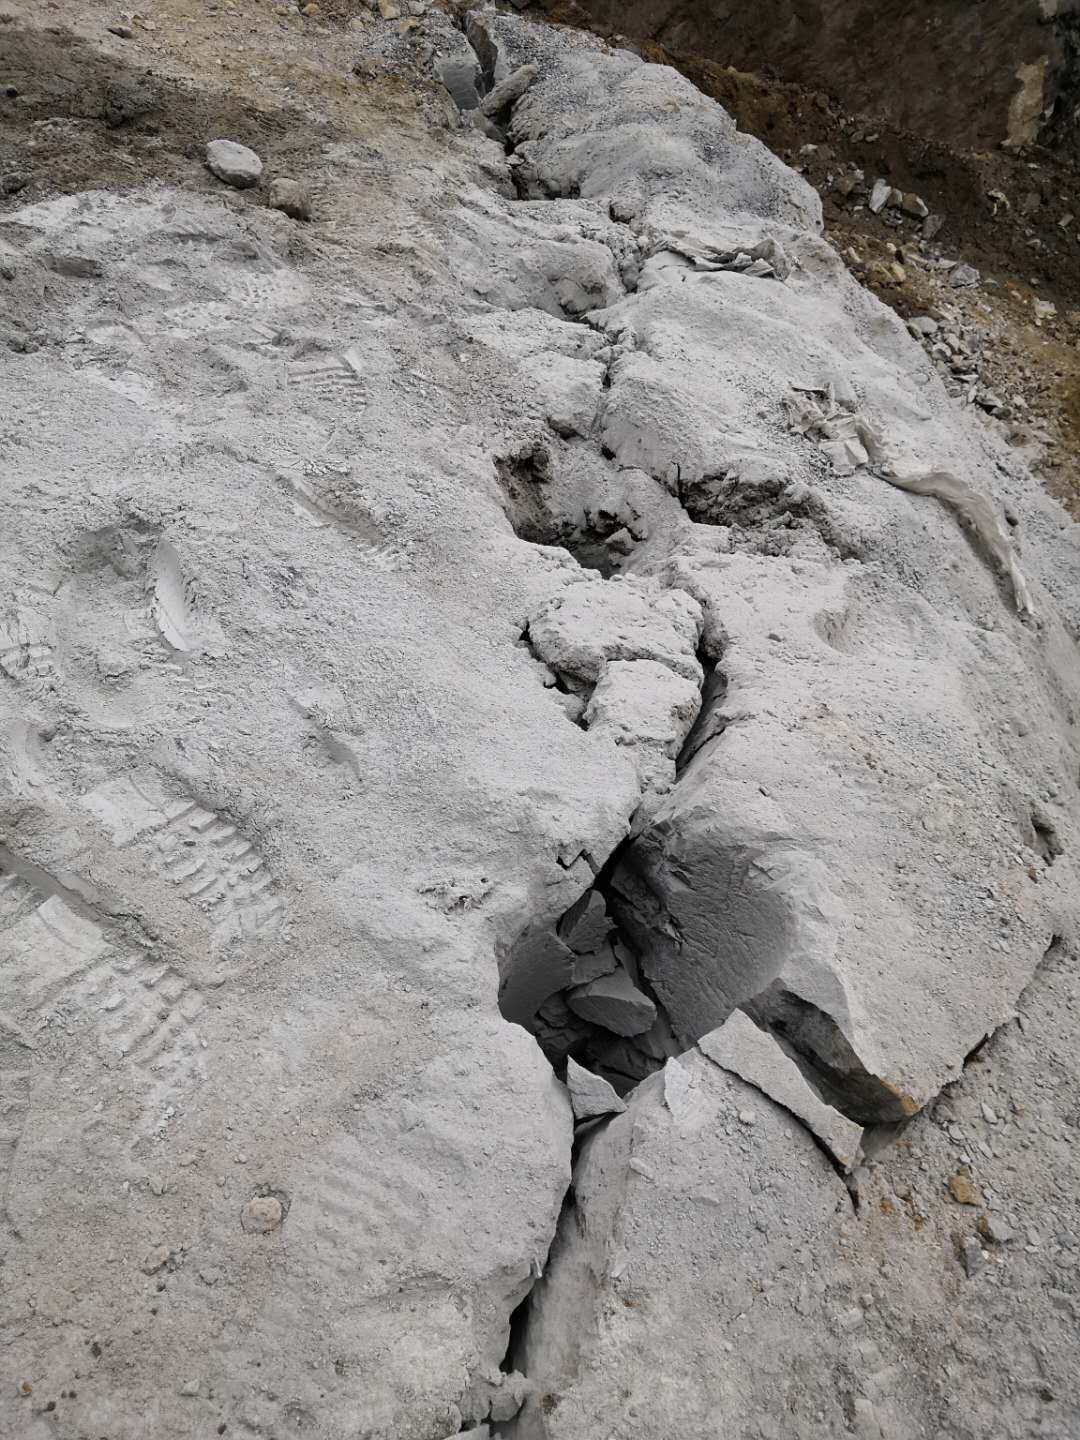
140, 1245, 172, 1275
565, 1057, 627, 1121
567, 968, 656, 1037
948, 262, 980, 288
459, 1366, 529, 1427
267, 178, 311, 220
205, 139, 263, 189
438, 54, 482, 112
559, 890, 612, 956
947, 1169, 981, 1206
959, 1237, 986, 1276
479, 64, 538, 117
699, 1009, 864, 1171
899, 191, 929, 218
978, 1214, 1014, 1245
868, 178, 891, 213
489, 1371, 529, 1423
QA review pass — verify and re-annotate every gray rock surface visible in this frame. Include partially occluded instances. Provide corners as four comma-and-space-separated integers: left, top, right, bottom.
1, 8, 1079, 1440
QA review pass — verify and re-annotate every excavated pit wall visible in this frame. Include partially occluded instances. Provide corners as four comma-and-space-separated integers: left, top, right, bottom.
543, 0, 1080, 152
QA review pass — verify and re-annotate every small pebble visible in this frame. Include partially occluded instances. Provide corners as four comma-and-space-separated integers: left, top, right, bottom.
141, 1245, 171, 1275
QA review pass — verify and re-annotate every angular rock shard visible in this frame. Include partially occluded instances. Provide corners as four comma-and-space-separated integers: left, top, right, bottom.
565, 1056, 627, 1121
567, 967, 657, 1037
698, 1008, 864, 1170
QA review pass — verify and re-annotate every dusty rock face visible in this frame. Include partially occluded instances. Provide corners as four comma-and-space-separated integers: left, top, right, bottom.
2, 7, 1080, 1440
550, 0, 1080, 153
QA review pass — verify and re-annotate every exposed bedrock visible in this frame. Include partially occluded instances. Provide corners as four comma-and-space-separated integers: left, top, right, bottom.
2, 8, 1080, 1440
456, 20, 1080, 1437
477, 8, 1080, 1135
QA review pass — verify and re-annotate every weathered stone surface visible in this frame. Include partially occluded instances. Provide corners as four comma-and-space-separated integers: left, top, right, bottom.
4, 11, 1080, 1440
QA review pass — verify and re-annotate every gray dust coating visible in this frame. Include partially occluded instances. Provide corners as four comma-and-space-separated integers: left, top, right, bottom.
1, 7, 1079, 1440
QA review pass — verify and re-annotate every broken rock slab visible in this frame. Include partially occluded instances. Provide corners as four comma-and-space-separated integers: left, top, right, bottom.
558, 889, 612, 956
526, 577, 703, 691
698, 1009, 864, 1171
565, 1056, 627, 1121
567, 967, 656, 1036
512, 1052, 854, 1439
480, 62, 538, 117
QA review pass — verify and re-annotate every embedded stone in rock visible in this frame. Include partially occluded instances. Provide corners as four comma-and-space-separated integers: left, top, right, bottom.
567, 968, 656, 1036
526, 578, 703, 692
267, 178, 311, 220
205, 139, 263, 189
698, 1009, 864, 1171
584, 658, 703, 793
241, 1195, 284, 1234
565, 1056, 627, 1121
467, 111, 506, 145
949, 262, 980, 288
